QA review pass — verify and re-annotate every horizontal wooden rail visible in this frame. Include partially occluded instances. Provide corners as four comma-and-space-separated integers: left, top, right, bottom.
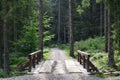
77, 50, 99, 73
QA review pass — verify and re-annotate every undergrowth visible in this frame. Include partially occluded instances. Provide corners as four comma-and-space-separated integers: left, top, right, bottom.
0, 47, 51, 78
43, 47, 51, 60
56, 37, 120, 78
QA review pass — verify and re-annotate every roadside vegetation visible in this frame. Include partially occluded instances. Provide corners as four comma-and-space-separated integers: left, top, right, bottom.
0, 47, 51, 78
58, 37, 120, 78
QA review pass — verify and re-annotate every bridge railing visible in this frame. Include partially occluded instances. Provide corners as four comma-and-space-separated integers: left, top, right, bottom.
77, 50, 99, 73
18, 50, 42, 72
28, 50, 42, 72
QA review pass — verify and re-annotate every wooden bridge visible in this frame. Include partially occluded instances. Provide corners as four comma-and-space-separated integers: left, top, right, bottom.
18, 49, 99, 74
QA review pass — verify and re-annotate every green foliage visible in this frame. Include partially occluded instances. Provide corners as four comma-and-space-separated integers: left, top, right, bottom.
9, 56, 28, 76
76, 0, 90, 15
74, 37, 105, 53
10, 57, 28, 66
43, 48, 51, 60
96, 0, 102, 3
104, 0, 120, 55
114, 54, 120, 69
0, 69, 8, 78
104, 0, 120, 18
82, 0, 90, 8
112, 23, 120, 54
43, 13, 55, 44
13, 12, 54, 56
14, 22, 38, 56
74, 37, 120, 76
76, 5, 84, 15
92, 52, 120, 72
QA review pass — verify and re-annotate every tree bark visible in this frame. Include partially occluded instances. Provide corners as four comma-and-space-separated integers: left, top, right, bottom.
0, 24, 2, 69
69, 0, 74, 57
107, 9, 115, 67
0, 1, 3, 69
64, 26, 66, 43
57, 0, 61, 44
100, 1, 103, 36
13, 19, 17, 41
118, 38, 120, 55
38, 0, 43, 56
3, 0, 10, 75
104, 6, 108, 52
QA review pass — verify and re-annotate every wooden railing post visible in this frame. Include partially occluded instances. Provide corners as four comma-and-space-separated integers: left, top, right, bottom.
33, 55, 35, 68
79, 54, 82, 64
86, 55, 90, 72
40, 51, 42, 61
28, 55, 32, 72
37, 53, 39, 64
78, 52, 79, 62
83, 55, 85, 68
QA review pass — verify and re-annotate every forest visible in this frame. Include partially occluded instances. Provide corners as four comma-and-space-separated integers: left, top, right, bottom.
0, 0, 120, 79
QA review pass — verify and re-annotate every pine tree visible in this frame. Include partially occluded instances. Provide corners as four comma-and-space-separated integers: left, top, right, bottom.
57, 0, 61, 44
3, 0, 10, 75
107, 9, 115, 67
69, 0, 74, 57
104, 5, 108, 52
38, 0, 43, 56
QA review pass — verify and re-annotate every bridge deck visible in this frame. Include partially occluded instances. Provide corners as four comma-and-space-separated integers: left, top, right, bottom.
31, 60, 88, 74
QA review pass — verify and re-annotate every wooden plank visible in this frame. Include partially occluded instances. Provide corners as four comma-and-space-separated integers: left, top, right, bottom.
39, 60, 55, 73
65, 60, 82, 73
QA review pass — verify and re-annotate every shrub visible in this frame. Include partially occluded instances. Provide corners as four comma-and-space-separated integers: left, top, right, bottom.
43, 48, 51, 60
0, 69, 7, 78
74, 37, 105, 53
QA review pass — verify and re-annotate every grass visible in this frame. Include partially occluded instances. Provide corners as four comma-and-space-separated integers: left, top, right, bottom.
43, 47, 51, 60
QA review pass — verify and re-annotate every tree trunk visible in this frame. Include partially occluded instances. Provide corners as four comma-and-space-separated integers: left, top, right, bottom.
118, 38, 120, 55
0, 1, 3, 69
117, 19, 120, 55
104, 6, 108, 52
3, 0, 10, 75
64, 26, 66, 43
13, 19, 17, 41
100, 1, 103, 36
107, 9, 115, 67
0, 24, 2, 69
57, 0, 61, 44
69, 0, 74, 57
38, 0, 43, 56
